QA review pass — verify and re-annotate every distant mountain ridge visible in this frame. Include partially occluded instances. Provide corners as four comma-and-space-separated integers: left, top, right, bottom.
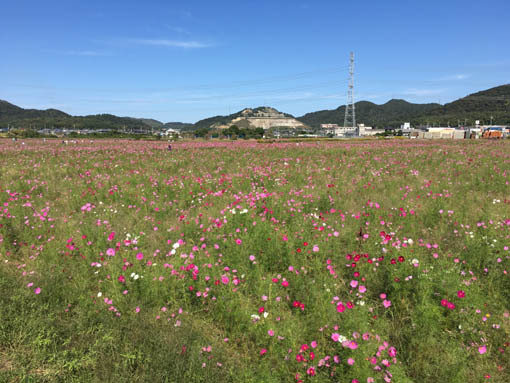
298, 84, 510, 128
1, 84, 509, 131
0, 100, 165, 131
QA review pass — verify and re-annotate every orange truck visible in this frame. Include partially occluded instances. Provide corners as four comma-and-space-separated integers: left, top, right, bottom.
482, 127, 503, 139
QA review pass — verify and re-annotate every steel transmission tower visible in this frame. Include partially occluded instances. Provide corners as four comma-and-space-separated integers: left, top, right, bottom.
343, 52, 356, 131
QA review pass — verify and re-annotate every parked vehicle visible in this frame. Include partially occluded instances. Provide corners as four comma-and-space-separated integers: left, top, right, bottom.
482, 127, 503, 139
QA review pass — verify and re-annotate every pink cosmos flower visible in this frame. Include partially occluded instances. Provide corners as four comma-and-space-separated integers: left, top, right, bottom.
348, 341, 358, 350
359, 285, 366, 293
350, 280, 358, 288
336, 303, 346, 313
312, 245, 319, 252
457, 290, 465, 298
34, 287, 41, 295
478, 346, 487, 354
268, 330, 274, 336
347, 358, 355, 365
331, 333, 340, 342
383, 299, 391, 308
136, 252, 144, 260
106, 248, 115, 256
260, 348, 267, 355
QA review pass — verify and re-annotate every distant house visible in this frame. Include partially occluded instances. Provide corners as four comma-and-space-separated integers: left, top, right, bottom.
320, 123, 357, 137
162, 128, 180, 137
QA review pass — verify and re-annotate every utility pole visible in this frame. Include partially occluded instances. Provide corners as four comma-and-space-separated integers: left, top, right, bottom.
343, 52, 356, 134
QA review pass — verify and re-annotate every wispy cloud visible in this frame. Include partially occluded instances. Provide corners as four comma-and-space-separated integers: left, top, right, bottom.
166, 25, 191, 35
402, 88, 445, 96
128, 38, 212, 48
435, 74, 471, 81
64, 50, 109, 56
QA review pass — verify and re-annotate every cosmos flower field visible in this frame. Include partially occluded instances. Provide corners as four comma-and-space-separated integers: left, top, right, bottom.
1, 138, 509, 383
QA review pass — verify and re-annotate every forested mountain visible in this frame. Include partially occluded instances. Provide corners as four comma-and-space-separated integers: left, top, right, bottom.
298, 85, 510, 128
2, 85, 509, 131
298, 100, 440, 128
424, 84, 510, 125
0, 100, 169, 131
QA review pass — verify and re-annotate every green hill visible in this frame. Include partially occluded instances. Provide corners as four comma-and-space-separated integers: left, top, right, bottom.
0, 100, 155, 131
298, 100, 440, 128
298, 84, 510, 128
2, 84, 509, 132
420, 84, 510, 125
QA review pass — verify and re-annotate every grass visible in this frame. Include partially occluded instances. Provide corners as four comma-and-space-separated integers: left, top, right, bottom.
0, 138, 509, 382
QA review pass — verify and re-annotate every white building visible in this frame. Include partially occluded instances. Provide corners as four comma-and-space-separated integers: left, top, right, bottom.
320, 123, 357, 137
162, 128, 180, 137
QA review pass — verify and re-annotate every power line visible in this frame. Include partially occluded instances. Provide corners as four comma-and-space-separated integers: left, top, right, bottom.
0, 65, 349, 93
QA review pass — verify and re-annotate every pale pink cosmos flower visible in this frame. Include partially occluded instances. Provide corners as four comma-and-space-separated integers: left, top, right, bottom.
34, 287, 41, 295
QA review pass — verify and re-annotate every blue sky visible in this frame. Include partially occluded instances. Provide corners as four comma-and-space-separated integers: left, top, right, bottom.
1, 0, 509, 123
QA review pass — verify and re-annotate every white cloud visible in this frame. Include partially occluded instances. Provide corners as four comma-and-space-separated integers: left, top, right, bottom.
435, 74, 470, 81
166, 26, 191, 35
128, 38, 211, 48
61, 50, 109, 56
66, 50, 105, 56
402, 88, 446, 96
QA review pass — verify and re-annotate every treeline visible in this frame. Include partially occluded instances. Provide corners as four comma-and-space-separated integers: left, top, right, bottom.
0, 115, 154, 131
194, 125, 265, 139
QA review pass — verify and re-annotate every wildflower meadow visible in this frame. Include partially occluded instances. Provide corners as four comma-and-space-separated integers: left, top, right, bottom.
0, 138, 509, 383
